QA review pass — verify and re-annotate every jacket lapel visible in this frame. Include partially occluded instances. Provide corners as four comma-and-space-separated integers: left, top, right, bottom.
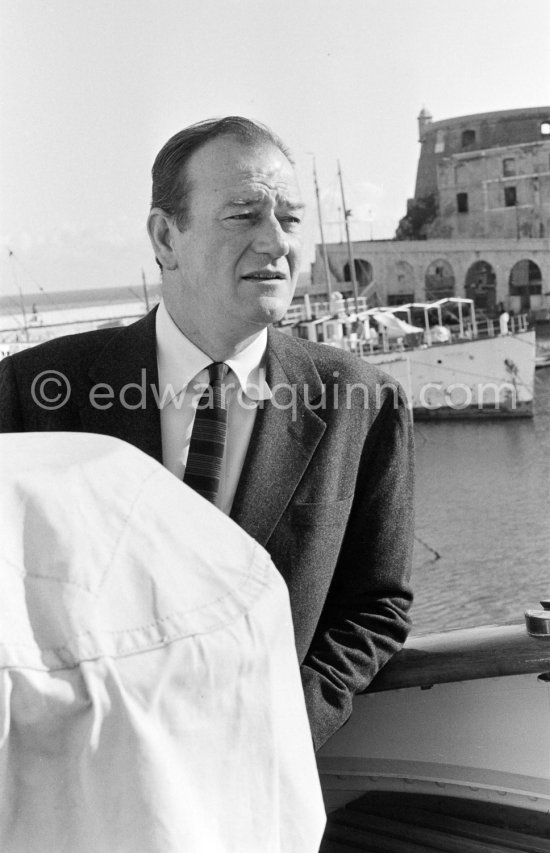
79, 308, 163, 464
231, 328, 326, 546
80, 314, 326, 540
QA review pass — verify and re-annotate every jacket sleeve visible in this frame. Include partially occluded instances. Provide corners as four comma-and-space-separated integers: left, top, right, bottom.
0, 357, 24, 432
300, 390, 414, 750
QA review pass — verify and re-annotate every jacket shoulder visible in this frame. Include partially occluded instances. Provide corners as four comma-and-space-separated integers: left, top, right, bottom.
269, 327, 397, 388
6, 328, 119, 375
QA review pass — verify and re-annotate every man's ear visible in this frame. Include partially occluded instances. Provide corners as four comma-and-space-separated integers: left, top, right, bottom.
147, 209, 179, 271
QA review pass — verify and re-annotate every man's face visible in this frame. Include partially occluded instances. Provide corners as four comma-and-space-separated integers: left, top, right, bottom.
162, 135, 304, 344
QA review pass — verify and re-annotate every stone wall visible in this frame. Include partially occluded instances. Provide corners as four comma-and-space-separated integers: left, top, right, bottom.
311, 237, 550, 314
414, 107, 550, 197
409, 107, 550, 241
433, 141, 550, 239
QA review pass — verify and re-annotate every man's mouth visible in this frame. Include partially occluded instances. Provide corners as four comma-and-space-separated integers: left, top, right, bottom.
241, 270, 286, 282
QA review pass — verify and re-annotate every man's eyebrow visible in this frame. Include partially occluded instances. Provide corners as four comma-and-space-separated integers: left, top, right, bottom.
225, 197, 305, 211
225, 198, 262, 207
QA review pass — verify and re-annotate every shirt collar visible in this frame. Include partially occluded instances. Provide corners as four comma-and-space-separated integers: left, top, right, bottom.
225, 330, 271, 402
156, 299, 271, 408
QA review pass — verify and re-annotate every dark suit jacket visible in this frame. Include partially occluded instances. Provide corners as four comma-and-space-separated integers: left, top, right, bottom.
0, 309, 414, 749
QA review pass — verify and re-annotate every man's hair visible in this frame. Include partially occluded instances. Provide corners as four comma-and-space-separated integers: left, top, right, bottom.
151, 116, 294, 232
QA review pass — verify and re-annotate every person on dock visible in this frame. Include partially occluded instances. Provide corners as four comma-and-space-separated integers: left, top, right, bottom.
0, 116, 414, 750
499, 303, 511, 335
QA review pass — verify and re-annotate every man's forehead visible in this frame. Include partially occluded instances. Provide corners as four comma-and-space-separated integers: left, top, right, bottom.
186, 136, 302, 203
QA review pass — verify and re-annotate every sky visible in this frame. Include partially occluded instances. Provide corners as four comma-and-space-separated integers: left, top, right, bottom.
1, 0, 549, 296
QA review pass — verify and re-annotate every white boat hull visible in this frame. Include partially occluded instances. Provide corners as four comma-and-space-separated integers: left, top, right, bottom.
319, 670, 550, 815
362, 331, 536, 418
318, 623, 550, 825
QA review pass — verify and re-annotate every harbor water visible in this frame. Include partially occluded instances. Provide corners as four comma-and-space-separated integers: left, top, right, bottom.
411, 361, 550, 636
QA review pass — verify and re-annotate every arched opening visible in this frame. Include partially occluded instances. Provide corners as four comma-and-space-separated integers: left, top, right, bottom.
388, 261, 415, 306
509, 260, 542, 312
465, 261, 497, 314
425, 259, 455, 301
343, 259, 373, 291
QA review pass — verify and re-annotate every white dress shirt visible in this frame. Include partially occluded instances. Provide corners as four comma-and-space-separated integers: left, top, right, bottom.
156, 299, 272, 514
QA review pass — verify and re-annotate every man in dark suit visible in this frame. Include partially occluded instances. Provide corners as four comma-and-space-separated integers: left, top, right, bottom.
0, 117, 414, 750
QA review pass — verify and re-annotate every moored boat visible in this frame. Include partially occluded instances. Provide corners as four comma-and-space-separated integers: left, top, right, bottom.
535, 342, 550, 370
318, 613, 550, 851
285, 297, 536, 419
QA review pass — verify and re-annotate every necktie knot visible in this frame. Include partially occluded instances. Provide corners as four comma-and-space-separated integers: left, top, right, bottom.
208, 362, 229, 384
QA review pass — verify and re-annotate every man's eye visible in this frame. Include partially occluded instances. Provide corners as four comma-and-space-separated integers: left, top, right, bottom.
229, 212, 254, 220
280, 215, 302, 227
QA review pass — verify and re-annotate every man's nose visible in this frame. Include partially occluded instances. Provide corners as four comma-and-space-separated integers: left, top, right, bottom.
252, 215, 290, 259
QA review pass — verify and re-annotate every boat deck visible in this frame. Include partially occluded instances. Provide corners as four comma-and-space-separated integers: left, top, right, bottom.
321, 791, 550, 852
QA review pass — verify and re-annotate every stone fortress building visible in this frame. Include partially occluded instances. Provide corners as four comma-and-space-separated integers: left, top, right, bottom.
414, 106, 550, 241
310, 106, 550, 317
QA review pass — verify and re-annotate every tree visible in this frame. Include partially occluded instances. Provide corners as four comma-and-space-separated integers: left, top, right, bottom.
395, 194, 438, 240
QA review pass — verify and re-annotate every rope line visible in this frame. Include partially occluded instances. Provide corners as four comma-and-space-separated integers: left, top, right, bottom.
408, 358, 532, 388
414, 535, 441, 561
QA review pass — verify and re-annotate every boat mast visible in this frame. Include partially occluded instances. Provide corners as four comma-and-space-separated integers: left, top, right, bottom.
312, 158, 332, 301
8, 249, 30, 342
337, 161, 359, 314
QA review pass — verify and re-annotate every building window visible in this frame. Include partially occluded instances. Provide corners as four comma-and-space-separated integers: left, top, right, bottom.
504, 186, 517, 207
503, 158, 515, 177
461, 129, 476, 149
457, 192, 469, 213
388, 293, 414, 306
434, 130, 445, 153
541, 121, 550, 135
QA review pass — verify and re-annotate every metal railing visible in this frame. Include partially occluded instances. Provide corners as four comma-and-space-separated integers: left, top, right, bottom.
474, 313, 529, 339
283, 296, 370, 322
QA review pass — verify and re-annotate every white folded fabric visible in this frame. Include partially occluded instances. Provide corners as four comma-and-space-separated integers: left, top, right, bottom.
0, 432, 325, 853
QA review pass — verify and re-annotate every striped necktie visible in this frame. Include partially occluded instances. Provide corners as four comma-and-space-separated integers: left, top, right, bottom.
183, 362, 230, 503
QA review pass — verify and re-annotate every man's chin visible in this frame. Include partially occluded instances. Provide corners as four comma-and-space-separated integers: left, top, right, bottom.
251, 296, 293, 326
